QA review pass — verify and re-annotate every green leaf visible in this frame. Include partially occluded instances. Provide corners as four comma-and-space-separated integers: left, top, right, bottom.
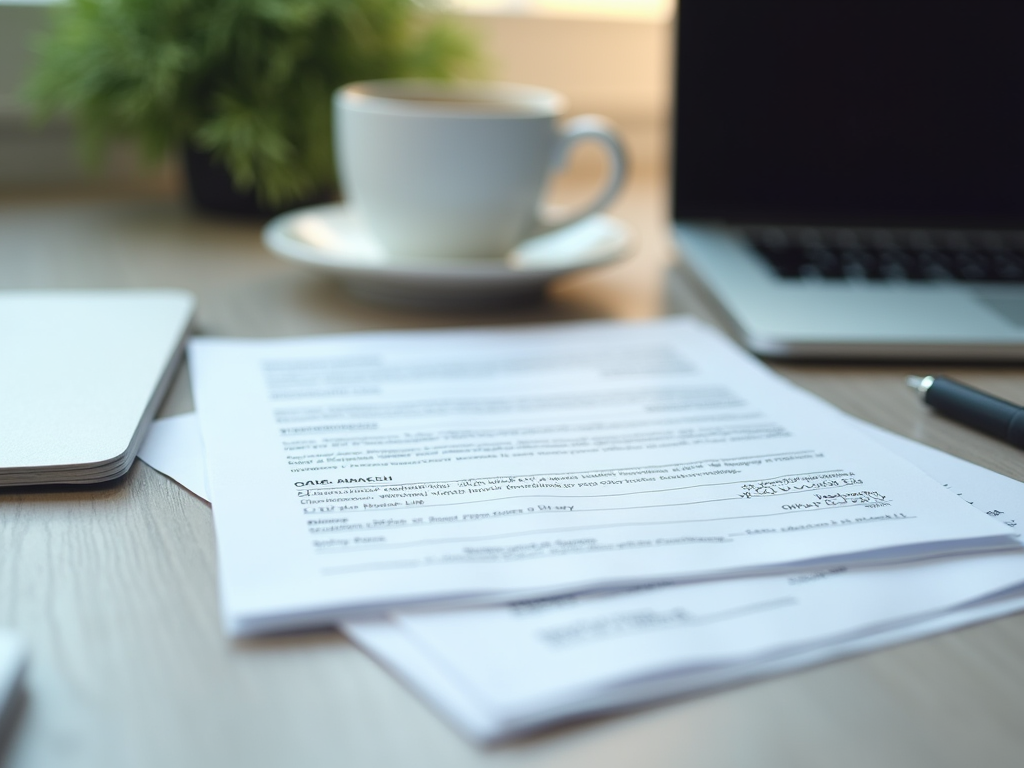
25, 0, 483, 206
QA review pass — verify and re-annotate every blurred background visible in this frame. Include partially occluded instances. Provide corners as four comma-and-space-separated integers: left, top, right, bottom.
0, 0, 672, 197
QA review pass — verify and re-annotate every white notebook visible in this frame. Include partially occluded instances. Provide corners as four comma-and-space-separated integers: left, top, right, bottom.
0, 290, 195, 486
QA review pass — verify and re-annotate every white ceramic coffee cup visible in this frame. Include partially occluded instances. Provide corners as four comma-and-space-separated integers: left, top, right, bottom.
333, 79, 627, 263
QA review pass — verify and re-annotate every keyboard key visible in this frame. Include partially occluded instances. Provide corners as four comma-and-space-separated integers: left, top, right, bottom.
752, 234, 1024, 282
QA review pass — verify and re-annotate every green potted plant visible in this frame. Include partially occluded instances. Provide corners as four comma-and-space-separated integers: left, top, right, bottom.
27, 0, 480, 215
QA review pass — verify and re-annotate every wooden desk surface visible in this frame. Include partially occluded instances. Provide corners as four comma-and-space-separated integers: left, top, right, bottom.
2, 170, 1024, 768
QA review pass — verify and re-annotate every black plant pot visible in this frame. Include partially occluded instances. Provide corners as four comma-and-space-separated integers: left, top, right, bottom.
182, 145, 336, 218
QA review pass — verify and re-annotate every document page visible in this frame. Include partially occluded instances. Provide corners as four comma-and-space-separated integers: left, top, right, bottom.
134, 406, 1024, 741
385, 550, 1024, 730
137, 412, 208, 499
189, 317, 1016, 634
346, 425, 1024, 741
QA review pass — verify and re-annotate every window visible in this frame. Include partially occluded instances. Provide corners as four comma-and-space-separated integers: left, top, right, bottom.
447, 0, 671, 22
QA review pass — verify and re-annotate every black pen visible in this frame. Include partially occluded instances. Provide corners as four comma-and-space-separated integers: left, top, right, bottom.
906, 375, 1024, 449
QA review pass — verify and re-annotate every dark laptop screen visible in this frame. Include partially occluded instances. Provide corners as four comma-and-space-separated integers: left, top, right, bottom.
672, 0, 1024, 229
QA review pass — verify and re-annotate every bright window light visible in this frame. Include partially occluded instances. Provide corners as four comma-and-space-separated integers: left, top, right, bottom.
446, 0, 672, 22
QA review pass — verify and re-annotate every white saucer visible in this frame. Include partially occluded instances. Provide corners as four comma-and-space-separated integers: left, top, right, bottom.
262, 203, 632, 308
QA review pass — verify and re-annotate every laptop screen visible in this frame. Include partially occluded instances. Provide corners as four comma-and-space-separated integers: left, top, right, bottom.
672, 0, 1024, 229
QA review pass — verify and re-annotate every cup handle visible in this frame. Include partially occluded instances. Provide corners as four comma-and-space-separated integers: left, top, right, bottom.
532, 114, 629, 237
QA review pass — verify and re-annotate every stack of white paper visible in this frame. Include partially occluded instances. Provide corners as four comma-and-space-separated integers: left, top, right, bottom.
186, 317, 1018, 634
156, 316, 1024, 741
343, 424, 1024, 741
140, 413, 1024, 742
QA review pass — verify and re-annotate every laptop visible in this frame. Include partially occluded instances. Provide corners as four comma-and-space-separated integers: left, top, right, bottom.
671, 0, 1024, 360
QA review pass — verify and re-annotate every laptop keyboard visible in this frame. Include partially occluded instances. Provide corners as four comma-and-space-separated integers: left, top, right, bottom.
750, 230, 1024, 281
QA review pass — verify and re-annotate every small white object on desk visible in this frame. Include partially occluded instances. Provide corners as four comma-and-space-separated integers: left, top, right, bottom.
0, 630, 27, 743
262, 204, 631, 308
0, 290, 195, 486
